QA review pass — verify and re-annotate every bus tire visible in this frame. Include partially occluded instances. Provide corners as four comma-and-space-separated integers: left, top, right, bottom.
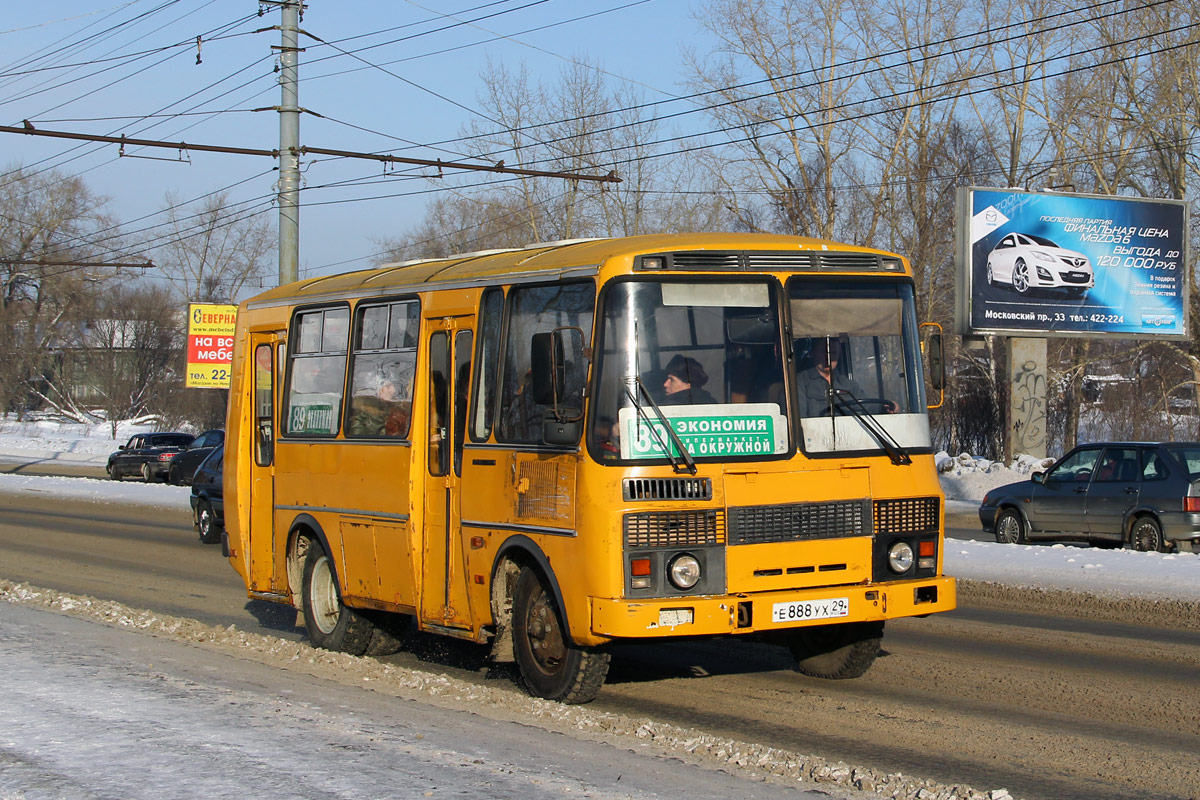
362, 610, 411, 656
301, 541, 373, 656
512, 565, 610, 704
789, 620, 884, 679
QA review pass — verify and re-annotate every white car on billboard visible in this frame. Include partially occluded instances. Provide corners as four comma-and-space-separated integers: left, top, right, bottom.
985, 232, 1093, 295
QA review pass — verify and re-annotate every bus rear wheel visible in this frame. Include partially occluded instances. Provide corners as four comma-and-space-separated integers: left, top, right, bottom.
788, 620, 884, 679
512, 565, 610, 704
301, 540, 374, 655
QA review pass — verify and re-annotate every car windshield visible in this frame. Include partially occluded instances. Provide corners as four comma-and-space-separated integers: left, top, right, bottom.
150, 434, 194, 448
1026, 234, 1060, 247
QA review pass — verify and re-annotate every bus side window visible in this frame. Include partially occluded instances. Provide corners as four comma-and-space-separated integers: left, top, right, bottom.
496, 281, 595, 444
346, 300, 417, 439
428, 333, 450, 476
284, 306, 349, 436
470, 288, 502, 441
253, 343, 274, 466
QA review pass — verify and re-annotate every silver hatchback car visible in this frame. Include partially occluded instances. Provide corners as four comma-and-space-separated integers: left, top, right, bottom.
978, 442, 1200, 552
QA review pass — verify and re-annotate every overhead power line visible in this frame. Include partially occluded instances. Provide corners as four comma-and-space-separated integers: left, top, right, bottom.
0, 123, 622, 183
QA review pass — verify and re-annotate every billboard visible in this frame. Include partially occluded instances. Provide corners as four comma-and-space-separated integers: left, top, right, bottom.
185, 303, 238, 388
957, 187, 1188, 339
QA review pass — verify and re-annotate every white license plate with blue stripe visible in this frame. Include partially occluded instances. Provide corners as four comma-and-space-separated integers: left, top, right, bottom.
771, 597, 849, 623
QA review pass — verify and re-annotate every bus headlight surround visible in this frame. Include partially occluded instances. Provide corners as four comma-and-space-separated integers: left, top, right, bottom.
887, 541, 915, 574
667, 553, 702, 590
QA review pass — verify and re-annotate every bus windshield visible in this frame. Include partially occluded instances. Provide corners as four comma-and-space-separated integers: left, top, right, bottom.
788, 278, 929, 456
588, 277, 929, 463
590, 278, 788, 464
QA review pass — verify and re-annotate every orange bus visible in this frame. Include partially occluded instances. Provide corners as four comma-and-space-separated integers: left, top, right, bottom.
223, 233, 955, 703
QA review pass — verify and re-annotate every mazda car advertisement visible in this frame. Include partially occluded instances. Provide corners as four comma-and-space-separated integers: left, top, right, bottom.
957, 187, 1188, 338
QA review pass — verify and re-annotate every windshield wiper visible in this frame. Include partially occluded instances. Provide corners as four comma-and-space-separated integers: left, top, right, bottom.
831, 389, 912, 466
623, 378, 698, 475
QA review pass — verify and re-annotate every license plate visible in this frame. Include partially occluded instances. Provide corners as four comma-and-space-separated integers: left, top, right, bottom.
658, 608, 693, 627
771, 597, 849, 623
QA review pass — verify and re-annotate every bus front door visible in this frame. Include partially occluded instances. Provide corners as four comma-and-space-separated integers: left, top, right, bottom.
421, 320, 474, 631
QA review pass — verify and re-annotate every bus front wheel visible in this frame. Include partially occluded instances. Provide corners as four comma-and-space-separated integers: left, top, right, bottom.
301, 540, 374, 656
512, 565, 610, 704
788, 620, 884, 679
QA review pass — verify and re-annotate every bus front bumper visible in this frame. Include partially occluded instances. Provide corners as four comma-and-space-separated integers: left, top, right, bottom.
589, 576, 956, 639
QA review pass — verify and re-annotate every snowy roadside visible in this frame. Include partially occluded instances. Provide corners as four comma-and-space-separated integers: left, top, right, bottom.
0, 580, 1012, 800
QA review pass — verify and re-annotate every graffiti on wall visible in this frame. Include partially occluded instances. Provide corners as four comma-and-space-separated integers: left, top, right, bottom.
1008, 338, 1047, 459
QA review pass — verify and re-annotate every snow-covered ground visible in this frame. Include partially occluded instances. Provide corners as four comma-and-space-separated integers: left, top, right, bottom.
2, 416, 1200, 603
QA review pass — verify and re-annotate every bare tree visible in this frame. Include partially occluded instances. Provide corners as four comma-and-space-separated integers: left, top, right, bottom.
0, 165, 119, 419
688, 0, 871, 240
155, 191, 274, 303
74, 285, 183, 438
381, 56, 719, 259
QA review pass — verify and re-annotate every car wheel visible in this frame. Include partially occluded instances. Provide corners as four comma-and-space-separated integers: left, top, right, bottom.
141, 462, 156, 483
1130, 517, 1165, 553
986, 260, 994, 285
512, 565, 610, 703
788, 620, 884, 679
300, 539, 374, 655
108, 464, 122, 481
196, 500, 223, 545
995, 508, 1027, 544
1012, 258, 1030, 293
168, 464, 182, 485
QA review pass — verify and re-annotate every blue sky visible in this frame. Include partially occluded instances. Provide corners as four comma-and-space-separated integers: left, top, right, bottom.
1, 1, 711, 291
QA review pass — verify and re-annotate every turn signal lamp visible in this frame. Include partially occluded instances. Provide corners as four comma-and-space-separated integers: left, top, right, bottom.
630, 556, 652, 589
918, 539, 936, 570
1184, 497, 1200, 513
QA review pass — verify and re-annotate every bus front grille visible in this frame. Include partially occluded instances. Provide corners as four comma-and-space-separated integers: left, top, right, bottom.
873, 497, 940, 535
728, 499, 870, 544
624, 510, 725, 548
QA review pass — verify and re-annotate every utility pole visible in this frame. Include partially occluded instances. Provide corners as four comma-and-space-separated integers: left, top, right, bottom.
276, 0, 302, 286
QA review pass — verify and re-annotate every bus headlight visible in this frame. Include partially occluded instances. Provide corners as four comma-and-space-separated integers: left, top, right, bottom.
887, 541, 915, 573
667, 553, 701, 590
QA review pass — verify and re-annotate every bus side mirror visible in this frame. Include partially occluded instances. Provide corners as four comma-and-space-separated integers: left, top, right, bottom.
920, 322, 945, 408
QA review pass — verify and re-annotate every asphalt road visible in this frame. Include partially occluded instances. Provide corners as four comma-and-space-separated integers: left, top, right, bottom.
3, 489, 1199, 800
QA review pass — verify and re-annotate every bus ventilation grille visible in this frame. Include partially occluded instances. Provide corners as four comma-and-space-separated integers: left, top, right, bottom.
873, 497, 940, 535
635, 250, 892, 273
727, 499, 870, 544
815, 252, 881, 270
624, 510, 725, 548
623, 477, 712, 502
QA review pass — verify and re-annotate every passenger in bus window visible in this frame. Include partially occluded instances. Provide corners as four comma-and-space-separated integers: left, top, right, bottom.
797, 338, 895, 416
349, 366, 411, 437
658, 355, 716, 406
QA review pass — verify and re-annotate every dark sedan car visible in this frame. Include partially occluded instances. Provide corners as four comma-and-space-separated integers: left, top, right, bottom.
106, 432, 195, 482
979, 442, 1200, 553
166, 429, 225, 485
190, 443, 225, 545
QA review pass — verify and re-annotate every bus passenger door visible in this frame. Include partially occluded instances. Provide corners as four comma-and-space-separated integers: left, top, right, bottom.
421, 319, 474, 630
247, 333, 280, 593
